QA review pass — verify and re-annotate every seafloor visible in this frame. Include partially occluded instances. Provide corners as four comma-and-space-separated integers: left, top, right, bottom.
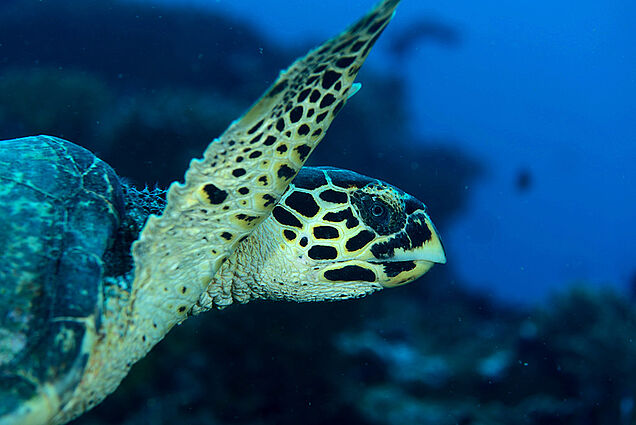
1, 1, 634, 424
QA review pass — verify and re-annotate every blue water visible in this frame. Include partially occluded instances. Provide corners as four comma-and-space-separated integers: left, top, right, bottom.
134, 0, 636, 303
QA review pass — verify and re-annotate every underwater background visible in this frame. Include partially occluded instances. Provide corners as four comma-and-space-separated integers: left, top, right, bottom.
1, 0, 634, 423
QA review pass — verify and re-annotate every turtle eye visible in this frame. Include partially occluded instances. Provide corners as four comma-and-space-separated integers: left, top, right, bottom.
351, 190, 403, 235
368, 200, 391, 226
371, 203, 385, 218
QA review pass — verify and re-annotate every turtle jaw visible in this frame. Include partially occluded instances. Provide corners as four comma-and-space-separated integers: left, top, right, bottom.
370, 223, 446, 288
382, 212, 446, 265
316, 213, 446, 289
375, 212, 446, 288
373, 259, 438, 288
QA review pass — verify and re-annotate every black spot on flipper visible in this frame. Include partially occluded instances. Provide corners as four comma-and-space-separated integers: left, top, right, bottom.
276, 144, 288, 154
238, 187, 249, 195
308, 245, 338, 260
221, 232, 232, 241
306, 75, 320, 85
345, 230, 375, 251
298, 124, 310, 136
319, 94, 337, 108
299, 236, 308, 247
335, 56, 356, 68
322, 70, 342, 90
285, 191, 320, 218
348, 66, 360, 77
248, 119, 265, 134
367, 19, 385, 35
273, 206, 303, 228
333, 100, 345, 116
351, 40, 366, 52
310, 90, 321, 103
297, 88, 311, 102
261, 194, 277, 207
290, 106, 304, 123
249, 133, 263, 144
264, 135, 277, 146
283, 229, 297, 241
232, 168, 246, 177
236, 213, 258, 223
295, 144, 311, 162
324, 265, 376, 282
316, 112, 328, 123
277, 164, 296, 180
249, 150, 262, 159
203, 184, 228, 205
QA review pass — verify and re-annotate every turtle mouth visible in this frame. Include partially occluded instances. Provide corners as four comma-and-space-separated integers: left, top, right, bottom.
364, 221, 446, 288
370, 215, 447, 266
368, 259, 439, 288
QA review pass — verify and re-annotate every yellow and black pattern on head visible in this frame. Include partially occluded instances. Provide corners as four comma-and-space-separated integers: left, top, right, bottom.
264, 167, 446, 293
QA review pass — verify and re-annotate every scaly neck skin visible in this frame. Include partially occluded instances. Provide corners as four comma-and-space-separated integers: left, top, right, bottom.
193, 218, 383, 314
192, 221, 278, 313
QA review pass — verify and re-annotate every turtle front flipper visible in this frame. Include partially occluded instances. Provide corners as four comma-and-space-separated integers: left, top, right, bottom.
130, 0, 402, 342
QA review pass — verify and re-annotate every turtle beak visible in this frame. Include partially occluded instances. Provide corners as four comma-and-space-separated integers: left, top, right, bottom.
414, 213, 446, 264
388, 212, 446, 265
372, 211, 446, 288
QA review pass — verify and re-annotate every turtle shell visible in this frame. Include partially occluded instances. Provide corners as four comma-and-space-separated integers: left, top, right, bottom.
0, 135, 124, 421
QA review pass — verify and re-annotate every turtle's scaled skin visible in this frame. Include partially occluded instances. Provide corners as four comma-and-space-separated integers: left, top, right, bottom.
0, 136, 125, 424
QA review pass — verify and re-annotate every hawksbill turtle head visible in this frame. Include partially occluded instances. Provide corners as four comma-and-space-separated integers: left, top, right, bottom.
211, 166, 445, 303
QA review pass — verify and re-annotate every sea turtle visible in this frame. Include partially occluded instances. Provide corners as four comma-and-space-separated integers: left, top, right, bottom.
0, 1, 446, 424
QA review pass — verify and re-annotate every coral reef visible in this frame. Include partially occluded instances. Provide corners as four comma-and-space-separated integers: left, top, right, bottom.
336, 287, 636, 425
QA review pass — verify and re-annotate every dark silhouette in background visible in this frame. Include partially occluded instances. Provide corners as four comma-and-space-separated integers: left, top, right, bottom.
388, 18, 461, 57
